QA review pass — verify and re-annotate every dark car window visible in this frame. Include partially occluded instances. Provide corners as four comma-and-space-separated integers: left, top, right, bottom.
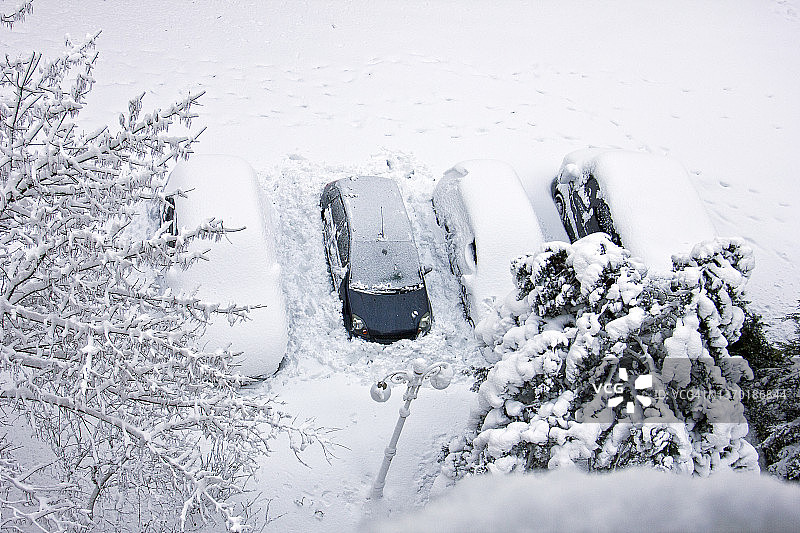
161, 197, 176, 233
331, 195, 346, 228
330, 196, 350, 265
573, 175, 621, 245
337, 221, 350, 265
161, 196, 177, 247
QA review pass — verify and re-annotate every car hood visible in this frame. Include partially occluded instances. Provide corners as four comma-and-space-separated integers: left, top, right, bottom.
347, 287, 430, 337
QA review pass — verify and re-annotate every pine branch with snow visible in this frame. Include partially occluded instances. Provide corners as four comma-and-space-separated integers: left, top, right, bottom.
1, 33, 328, 531
739, 304, 800, 481
444, 233, 759, 480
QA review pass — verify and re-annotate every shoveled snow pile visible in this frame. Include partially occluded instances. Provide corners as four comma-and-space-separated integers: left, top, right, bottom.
368, 468, 800, 533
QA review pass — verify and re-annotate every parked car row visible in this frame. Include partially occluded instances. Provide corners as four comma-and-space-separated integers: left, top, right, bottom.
159, 149, 716, 378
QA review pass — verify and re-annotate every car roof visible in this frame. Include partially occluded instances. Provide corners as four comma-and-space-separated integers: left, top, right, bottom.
335, 176, 415, 243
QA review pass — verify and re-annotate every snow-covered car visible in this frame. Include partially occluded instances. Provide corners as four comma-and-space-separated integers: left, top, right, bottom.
551, 149, 717, 272
432, 160, 545, 324
320, 176, 433, 343
161, 155, 288, 378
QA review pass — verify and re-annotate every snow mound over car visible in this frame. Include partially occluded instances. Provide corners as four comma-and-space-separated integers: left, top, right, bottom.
434, 160, 545, 322
563, 149, 717, 273
164, 155, 288, 378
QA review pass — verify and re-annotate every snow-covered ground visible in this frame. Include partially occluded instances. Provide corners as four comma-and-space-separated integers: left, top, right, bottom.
4, 1, 800, 531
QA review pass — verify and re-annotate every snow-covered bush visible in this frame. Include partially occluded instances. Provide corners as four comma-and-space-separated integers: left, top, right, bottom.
0, 32, 325, 531
443, 233, 758, 479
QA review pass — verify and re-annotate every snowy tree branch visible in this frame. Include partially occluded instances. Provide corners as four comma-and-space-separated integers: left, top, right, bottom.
1, 29, 327, 531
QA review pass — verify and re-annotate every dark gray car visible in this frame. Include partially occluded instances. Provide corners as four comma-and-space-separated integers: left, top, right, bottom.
320, 176, 432, 343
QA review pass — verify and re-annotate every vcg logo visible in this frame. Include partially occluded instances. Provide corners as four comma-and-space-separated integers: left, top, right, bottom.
592, 357, 653, 415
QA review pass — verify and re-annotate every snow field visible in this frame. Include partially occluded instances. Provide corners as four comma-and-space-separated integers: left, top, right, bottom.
5, 1, 798, 329
4, 1, 800, 531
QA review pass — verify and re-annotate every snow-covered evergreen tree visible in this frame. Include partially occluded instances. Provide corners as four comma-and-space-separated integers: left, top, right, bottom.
1, 30, 325, 532
443, 233, 759, 480
738, 305, 800, 481
759, 366, 800, 481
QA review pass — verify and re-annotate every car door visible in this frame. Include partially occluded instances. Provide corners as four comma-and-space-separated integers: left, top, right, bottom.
323, 194, 349, 292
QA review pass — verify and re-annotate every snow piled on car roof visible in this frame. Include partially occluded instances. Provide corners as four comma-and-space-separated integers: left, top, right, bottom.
436, 160, 545, 319
565, 149, 717, 273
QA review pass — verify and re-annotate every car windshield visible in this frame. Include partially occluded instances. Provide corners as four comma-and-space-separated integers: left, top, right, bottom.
349, 240, 423, 293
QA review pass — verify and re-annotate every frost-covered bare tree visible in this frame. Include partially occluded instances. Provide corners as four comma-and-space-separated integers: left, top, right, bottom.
1, 29, 324, 533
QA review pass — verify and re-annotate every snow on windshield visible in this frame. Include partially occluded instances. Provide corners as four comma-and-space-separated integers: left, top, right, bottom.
349, 240, 423, 292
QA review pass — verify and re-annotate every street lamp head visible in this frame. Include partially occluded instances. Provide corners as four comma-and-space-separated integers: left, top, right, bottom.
430, 363, 454, 390
412, 358, 428, 375
370, 380, 392, 402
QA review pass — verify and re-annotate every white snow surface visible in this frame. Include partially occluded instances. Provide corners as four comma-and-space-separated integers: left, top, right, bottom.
370, 468, 800, 533
434, 160, 545, 322
4, 1, 800, 531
